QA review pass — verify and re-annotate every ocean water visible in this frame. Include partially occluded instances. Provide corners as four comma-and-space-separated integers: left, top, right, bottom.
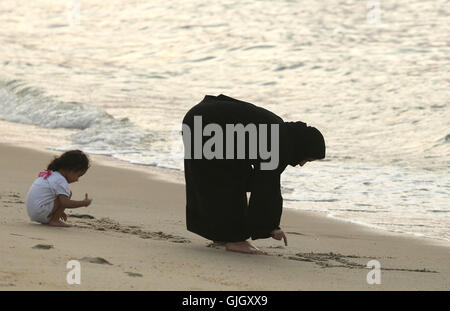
0, 0, 449, 241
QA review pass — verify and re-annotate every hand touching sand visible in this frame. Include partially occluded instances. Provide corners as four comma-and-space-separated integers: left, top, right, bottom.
271, 229, 288, 246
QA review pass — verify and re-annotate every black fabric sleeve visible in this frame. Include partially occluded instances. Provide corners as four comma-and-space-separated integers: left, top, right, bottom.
247, 168, 282, 240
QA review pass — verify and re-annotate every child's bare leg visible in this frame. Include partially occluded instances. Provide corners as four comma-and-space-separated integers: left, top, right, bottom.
47, 198, 71, 227
225, 241, 267, 255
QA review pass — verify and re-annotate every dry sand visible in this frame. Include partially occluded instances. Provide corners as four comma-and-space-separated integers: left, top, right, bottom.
0, 143, 449, 290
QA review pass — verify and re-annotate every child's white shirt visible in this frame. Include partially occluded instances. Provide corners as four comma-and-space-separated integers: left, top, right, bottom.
26, 171, 71, 223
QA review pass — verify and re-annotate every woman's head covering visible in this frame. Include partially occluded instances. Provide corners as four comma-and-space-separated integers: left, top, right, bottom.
285, 121, 326, 166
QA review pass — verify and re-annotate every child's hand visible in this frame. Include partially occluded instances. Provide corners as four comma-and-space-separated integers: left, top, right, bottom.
83, 193, 93, 207
271, 229, 288, 246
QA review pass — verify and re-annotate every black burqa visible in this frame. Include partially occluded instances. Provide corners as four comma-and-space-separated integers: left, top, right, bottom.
182, 94, 325, 242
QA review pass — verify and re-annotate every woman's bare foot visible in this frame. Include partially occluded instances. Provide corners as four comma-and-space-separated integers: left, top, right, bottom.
225, 241, 267, 255
47, 220, 72, 227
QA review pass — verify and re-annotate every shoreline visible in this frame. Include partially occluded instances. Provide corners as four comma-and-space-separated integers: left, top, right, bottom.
1, 142, 449, 290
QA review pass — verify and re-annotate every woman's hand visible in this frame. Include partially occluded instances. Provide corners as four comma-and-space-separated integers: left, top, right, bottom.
271, 229, 288, 246
83, 193, 93, 207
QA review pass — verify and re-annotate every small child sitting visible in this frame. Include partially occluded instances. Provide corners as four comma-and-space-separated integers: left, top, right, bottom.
26, 150, 93, 227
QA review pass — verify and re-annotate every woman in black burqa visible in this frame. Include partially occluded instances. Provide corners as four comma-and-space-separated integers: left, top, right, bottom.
182, 94, 325, 254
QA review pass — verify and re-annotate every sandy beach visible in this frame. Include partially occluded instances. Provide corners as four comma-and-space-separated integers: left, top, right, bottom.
0, 143, 449, 290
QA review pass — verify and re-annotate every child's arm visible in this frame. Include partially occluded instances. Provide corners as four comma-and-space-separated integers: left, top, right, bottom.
58, 193, 92, 209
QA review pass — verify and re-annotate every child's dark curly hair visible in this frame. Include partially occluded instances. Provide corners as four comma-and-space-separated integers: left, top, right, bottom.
47, 150, 90, 172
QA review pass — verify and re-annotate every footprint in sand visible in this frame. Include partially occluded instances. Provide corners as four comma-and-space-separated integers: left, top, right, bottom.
125, 272, 143, 277
80, 257, 113, 265
68, 214, 190, 244
32, 244, 53, 250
